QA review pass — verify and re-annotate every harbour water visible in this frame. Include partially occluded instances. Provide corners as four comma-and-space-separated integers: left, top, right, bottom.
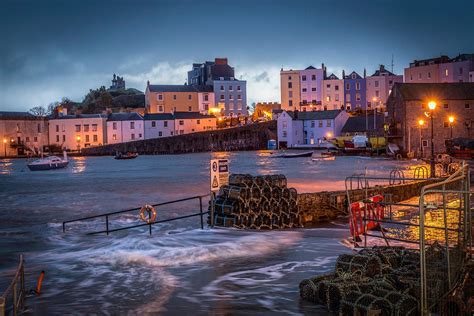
0, 151, 424, 314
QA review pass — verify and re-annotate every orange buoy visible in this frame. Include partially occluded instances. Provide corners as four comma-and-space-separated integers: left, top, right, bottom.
35, 271, 45, 295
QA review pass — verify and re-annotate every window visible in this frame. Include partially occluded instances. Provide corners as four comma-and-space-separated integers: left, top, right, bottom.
204, 95, 209, 101
335, 95, 339, 101
152, 121, 156, 127
204, 104, 209, 110
356, 82, 360, 90
180, 130, 184, 135
229, 95, 233, 100
288, 76, 292, 80
113, 134, 117, 140
130, 122, 135, 129
326, 84, 331, 89
170, 131, 173, 136
302, 88, 307, 92
157, 94, 163, 101
346, 83, 350, 90
428, 72, 431, 79
318, 120, 323, 127
75, 125, 81, 132
237, 95, 241, 100
63, 135, 66, 142
443, 122, 449, 128
159, 105, 163, 112
188, 94, 192, 100
188, 106, 192, 111
346, 94, 351, 101
237, 85, 241, 91
311, 121, 315, 128
56, 125, 59, 132
173, 94, 177, 100
443, 104, 448, 109
327, 120, 331, 127
375, 81, 379, 88
113, 122, 117, 130
302, 75, 307, 81
289, 91, 293, 98
139, 133, 142, 138
85, 135, 90, 142
220, 85, 224, 91
351, 73, 356, 79
164, 121, 168, 127
375, 90, 379, 97
56, 135, 60, 142
445, 68, 449, 77
311, 75, 316, 80
229, 86, 233, 91
131, 134, 135, 140
158, 131, 162, 137
288, 82, 292, 88
93, 135, 98, 142
312, 87, 316, 91
92, 124, 97, 132
335, 85, 339, 91
197, 120, 200, 125
282, 131, 287, 137
460, 67, 463, 74
389, 80, 393, 85
356, 93, 361, 101
84, 124, 89, 132
179, 120, 184, 125
410, 75, 413, 80
418, 73, 422, 79
289, 100, 293, 106
326, 96, 331, 102
422, 140, 428, 147
282, 121, 287, 128
466, 104, 471, 109
220, 95, 225, 100
34, 137, 37, 142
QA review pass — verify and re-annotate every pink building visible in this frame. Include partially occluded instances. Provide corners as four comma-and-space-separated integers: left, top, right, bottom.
404, 54, 474, 83
366, 65, 403, 110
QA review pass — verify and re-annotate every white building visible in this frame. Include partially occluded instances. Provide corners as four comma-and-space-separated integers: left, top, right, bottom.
106, 113, 144, 144
144, 113, 175, 139
299, 66, 325, 107
173, 112, 217, 135
322, 73, 344, 110
277, 110, 349, 148
48, 114, 107, 151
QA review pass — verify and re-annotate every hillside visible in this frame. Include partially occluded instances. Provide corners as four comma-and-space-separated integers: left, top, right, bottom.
79, 86, 145, 114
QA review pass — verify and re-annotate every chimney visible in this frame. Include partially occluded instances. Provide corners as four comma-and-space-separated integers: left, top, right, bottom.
380, 64, 385, 71
62, 107, 68, 116
363, 68, 367, 78
294, 109, 298, 119
215, 58, 228, 65
147, 80, 150, 86
342, 70, 345, 78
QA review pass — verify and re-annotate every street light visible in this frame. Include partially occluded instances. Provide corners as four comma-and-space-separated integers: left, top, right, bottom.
3, 138, 6, 158
76, 136, 81, 152
418, 119, 424, 158
448, 116, 454, 139
427, 101, 436, 177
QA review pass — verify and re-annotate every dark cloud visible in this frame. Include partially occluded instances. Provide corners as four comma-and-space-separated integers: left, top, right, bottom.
254, 71, 270, 83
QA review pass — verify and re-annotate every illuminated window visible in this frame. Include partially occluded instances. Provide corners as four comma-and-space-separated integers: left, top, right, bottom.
445, 69, 449, 77
318, 120, 323, 127
113, 134, 116, 140
93, 135, 97, 142
92, 124, 97, 131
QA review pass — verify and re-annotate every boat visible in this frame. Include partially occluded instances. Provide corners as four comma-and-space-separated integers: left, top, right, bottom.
311, 151, 336, 161
27, 151, 69, 171
271, 151, 313, 158
114, 152, 139, 160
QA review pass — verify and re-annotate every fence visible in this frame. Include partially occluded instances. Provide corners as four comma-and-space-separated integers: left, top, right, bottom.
0, 255, 25, 316
62, 195, 209, 235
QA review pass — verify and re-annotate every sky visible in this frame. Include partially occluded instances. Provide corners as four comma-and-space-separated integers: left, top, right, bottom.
1, 0, 473, 111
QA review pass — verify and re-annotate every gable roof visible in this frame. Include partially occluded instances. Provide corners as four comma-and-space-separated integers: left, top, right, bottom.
392, 83, 474, 100
341, 114, 385, 133
107, 112, 143, 121
0, 111, 38, 120
148, 84, 213, 93
305, 66, 316, 70
143, 113, 174, 120
286, 110, 342, 120
173, 112, 215, 119
50, 114, 107, 120
344, 71, 363, 80
326, 73, 340, 80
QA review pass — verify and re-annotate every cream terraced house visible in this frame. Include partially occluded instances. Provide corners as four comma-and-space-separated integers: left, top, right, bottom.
106, 113, 144, 144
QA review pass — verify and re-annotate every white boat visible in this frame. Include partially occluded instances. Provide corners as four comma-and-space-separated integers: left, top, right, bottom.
311, 152, 336, 161
27, 151, 69, 171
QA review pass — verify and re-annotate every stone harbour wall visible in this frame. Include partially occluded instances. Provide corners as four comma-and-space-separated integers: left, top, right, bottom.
81, 121, 277, 156
298, 179, 438, 227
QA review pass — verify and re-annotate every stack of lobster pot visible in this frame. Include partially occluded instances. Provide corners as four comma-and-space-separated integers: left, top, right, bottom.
209, 174, 300, 229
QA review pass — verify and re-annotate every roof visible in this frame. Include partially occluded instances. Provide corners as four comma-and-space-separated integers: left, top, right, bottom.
341, 114, 385, 133
370, 65, 396, 77
392, 83, 474, 100
0, 111, 38, 120
344, 71, 363, 80
143, 113, 174, 120
173, 112, 216, 119
148, 84, 213, 93
50, 114, 106, 120
286, 110, 342, 120
305, 66, 316, 70
326, 73, 339, 80
107, 113, 143, 121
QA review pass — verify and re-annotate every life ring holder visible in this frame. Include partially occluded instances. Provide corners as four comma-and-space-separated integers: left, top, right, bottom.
395, 153, 402, 160
139, 205, 157, 224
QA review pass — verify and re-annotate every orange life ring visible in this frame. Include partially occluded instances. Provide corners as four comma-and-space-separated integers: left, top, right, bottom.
139, 205, 157, 224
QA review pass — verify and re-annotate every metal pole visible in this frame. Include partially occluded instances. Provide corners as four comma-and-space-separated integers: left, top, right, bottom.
106, 215, 109, 236
419, 126, 423, 158
210, 192, 215, 227
430, 113, 435, 177
199, 196, 204, 229
450, 124, 453, 139
149, 223, 152, 236
442, 188, 451, 288
62, 222, 65, 233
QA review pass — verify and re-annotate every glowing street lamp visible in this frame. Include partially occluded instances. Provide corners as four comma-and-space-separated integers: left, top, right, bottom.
76, 136, 81, 152
3, 138, 6, 158
418, 119, 425, 158
448, 116, 455, 139
427, 101, 436, 176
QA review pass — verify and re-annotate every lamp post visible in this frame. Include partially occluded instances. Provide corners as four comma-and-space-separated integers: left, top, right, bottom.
428, 101, 436, 177
76, 136, 81, 152
448, 116, 454, 139
3, 138, 6, 158
418, 119, 424, 158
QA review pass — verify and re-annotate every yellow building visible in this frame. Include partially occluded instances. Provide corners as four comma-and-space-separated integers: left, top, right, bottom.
280, 70, 301, 111
145, 83, 214, 114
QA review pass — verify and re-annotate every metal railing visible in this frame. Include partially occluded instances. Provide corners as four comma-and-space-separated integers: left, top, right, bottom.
62, 194, 210, 235
0, 255, 25, 316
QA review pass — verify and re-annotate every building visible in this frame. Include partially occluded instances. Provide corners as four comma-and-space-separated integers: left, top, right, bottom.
280, 65, 325, 111
277, 110, 349, 148
386, 83, 474, 156
109, 74, 125, 90
173, 112, 217, 135
49, 114, 107, 151
106, 113, 144, 144
187, 58, 248, 117
322, 73, 344, 110
0, 111, 49, 156
340, 113, 386, 136
145, 83, 214, 114
404, 54, 474, 84
343, 70, 367, 110
366, 65, 403, 110
143, 113, 175, 139
252, 102, 281, 121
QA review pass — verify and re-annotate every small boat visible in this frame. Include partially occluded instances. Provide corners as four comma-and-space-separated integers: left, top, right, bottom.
115, 152, 139, 160
27, 151, 69, 171
311, 151, 336, 161
271, 151, 313, 158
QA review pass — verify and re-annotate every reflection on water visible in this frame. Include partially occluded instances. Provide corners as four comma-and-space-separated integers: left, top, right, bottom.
0, 159, 13, 174
72, 156, 86, 173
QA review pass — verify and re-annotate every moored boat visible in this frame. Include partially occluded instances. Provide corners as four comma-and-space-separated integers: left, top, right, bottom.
271, 151, 313, 158
114, 152, 139, 160
27, 151, 69, 171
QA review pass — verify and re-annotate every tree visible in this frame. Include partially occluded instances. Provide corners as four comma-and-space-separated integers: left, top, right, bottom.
29, 105, 49, 117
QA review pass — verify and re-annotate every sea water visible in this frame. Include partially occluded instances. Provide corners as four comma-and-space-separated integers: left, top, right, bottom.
0, 151, 423, 314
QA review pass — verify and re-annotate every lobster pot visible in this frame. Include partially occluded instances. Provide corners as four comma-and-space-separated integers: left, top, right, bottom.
260, 214, 273, 230
214, 198, 242, 216
384, 292, 418, 316
213, 214, 237, 227
260, 185, 272, 201
270, 186, 282, 200
268, 174, 287, 188
218, 185, 251, 202
250, 185, 262, 203
229, 174, 253, 187
278, 199, 290, 215
288, 188, 298, 202
335, 254, 382, 278
299, 273, 335, 304
253, 175, 268, 188
326, 280, 364, 312
341, 293, 393, 316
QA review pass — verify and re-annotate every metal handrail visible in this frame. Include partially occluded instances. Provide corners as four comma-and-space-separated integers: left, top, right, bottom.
0, 255, 25, 316
62, 194, 210, 235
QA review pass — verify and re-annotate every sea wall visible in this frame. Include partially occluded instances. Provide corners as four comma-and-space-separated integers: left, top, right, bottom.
81, 121, 277, 156
298, 179, 437, 226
